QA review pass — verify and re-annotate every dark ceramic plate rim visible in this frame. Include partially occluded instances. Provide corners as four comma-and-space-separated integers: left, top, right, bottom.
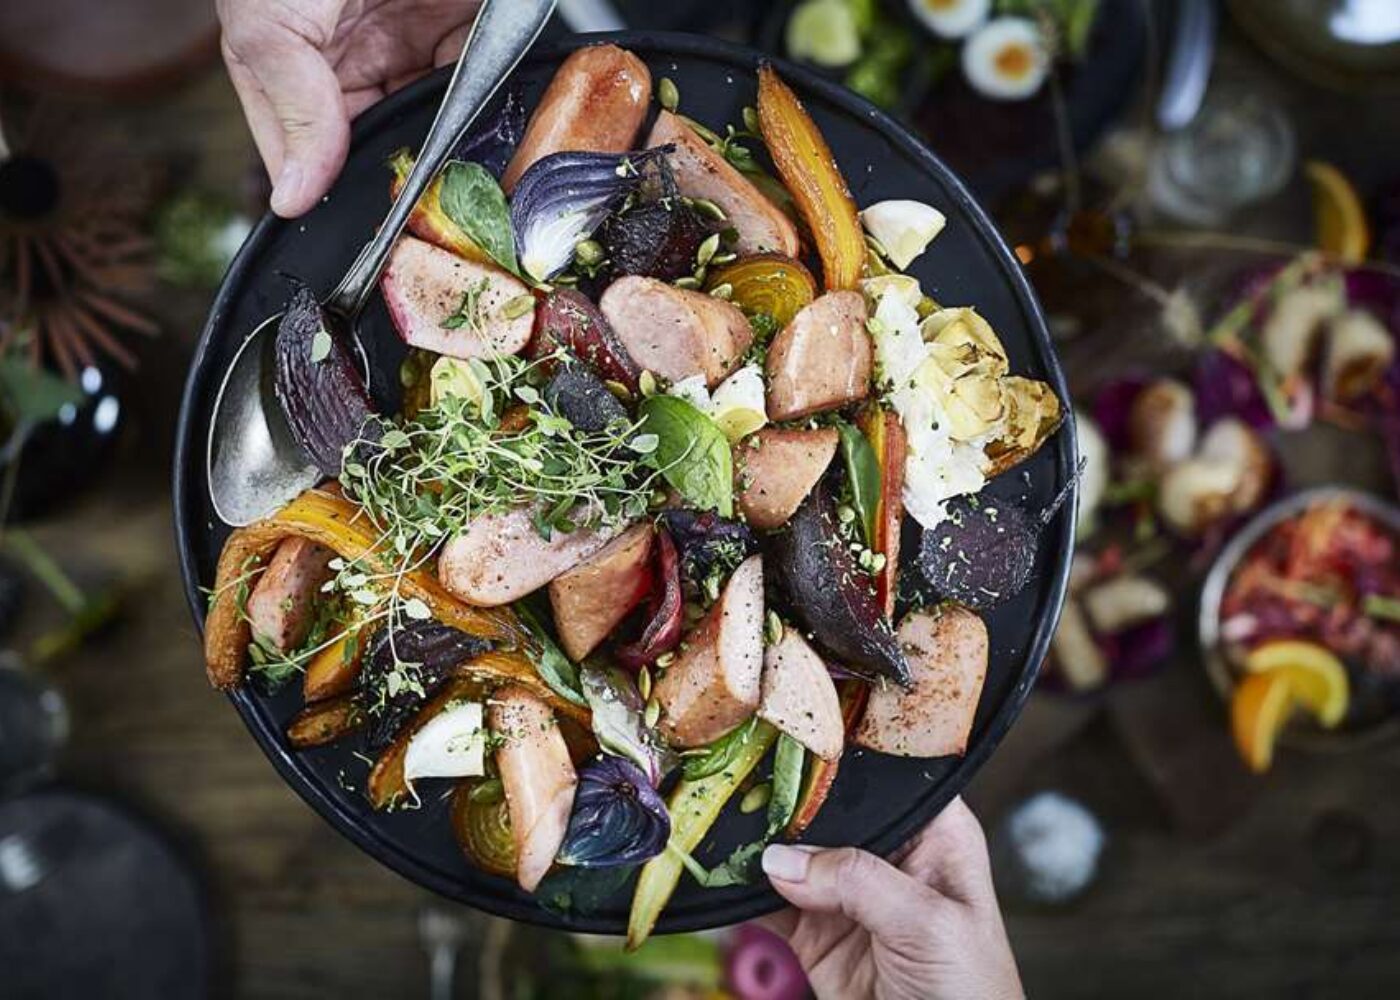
172, 30, 1076, 934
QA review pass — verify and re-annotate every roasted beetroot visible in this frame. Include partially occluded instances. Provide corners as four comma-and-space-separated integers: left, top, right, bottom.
615, 530, 683, 671
657, 509, 759, 586
530, 288, 641, 392
918, 495, 1037, 610
358, 621, 491, 751
543, 365, 629, 433
600, 199, 713, 282
769, 482, 911, 687
274, 281, 376, 477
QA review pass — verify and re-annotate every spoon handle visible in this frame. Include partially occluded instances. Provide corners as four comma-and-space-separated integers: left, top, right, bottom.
327, 0, 557, 317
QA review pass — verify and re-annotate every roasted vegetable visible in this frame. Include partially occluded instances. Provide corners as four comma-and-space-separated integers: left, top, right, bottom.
856, 604, 988, 757
982, 376, 1064, 480
359, 621, 493, 752
578, 663, 674, 787
785, 681, 866, 838
655, 510, 759, 587
388, 149, 492, 265
273, 281, 376, 477
543, 365, 629, 433
858, 405, 907, 619
367, 676, 483, 809
530, 288, 641, 392
757, 65, 864, 291
769, 482, 911, 687
302, 617, 370, 703
557, 756, 671, 868
451, 778, 516, 878
285, 693, 361, 749
511, 149, 665, 283
600, 162, 714, 281
203, 489, 537, 694
918, 495, 1036, 610
615, 529, 684, 671
627, 720, 779, 950
704, 253, 817, 329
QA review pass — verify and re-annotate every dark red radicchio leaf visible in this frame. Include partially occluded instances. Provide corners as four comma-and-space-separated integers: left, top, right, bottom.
274, 280, 377, 477
615, 529, 683, 671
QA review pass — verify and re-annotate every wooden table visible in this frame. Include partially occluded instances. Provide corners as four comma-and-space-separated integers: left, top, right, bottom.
23, 17, 1400, 1000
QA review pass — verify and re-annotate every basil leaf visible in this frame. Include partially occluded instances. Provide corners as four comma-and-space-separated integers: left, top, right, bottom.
516, 599, 586, 707
439, 160, 519, 275
766, 733, 805, 836
681, 718, 756, 781
837, 419, 881, 546
640, 394, 734, 517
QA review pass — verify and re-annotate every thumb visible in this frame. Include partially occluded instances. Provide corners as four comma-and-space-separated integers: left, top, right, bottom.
222, 21, 349, 217
762, 843, 942, 947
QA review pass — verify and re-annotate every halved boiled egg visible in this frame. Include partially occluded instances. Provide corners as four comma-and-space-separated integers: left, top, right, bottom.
907, 0, 991, 39
962, 17, 1050, 101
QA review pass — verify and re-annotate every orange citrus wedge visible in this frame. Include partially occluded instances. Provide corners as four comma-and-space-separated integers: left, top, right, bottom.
1243, 639, 1349, 728
1231, 671, 1295, 774
1305, 161, 1370, 263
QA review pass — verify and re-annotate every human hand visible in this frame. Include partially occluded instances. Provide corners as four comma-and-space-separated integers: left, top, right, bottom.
216, 0, 483, 217
760, 797, 1023, 1000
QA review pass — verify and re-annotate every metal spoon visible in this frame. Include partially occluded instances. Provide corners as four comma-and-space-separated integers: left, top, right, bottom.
207, 0, 556, 526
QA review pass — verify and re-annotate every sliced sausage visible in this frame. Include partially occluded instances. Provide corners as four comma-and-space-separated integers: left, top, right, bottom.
490, 685, 577, 892
734, 426, 838, 530
600, 275, 754, 387
765, 291, 871, 421
501, 45, 652, 193
439, 506, 622, 607
381, 236, 534, 359
548, 523, 655, 661
856, 605, 988, 758
759, 630, 843, 761
246, 537, 335, 652
653, 554, 763, 747
646, 110, 799, 257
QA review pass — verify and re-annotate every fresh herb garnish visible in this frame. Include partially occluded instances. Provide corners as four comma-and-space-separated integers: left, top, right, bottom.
442, 279, 489, 331
439, 160, 519, 275
639, 394, 734, 517
767, 733, 805, 834
517, 599, 587, 707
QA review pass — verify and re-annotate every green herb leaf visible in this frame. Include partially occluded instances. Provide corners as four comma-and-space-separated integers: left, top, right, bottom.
681, 718, 756, 781
439, 160, 519, 275
766, 733, 805, 836
0, 359, 84, 427
517, 599, 587, 707
672, 839, 766, 888
639, 394, 734, 517
836, 419, 881, 546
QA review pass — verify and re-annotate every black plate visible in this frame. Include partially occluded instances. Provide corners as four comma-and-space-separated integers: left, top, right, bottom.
173, 31, 1076, 935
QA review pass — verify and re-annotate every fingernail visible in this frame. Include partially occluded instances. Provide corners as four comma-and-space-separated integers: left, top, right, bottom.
271, 163, 304, 217
762, 844, 812, 883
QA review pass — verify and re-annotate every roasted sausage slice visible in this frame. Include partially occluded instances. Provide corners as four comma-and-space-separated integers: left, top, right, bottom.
600, 275, 753, 387
439, 506, 622, 607
653, 554, 764, 747
381, 236, 534, 359
246, 537, 335, 652
765, 291, 871, 421
734, 426, 838, 530
646, 110, 799, 258
856, 605, 988, 758
490, 685, 577, 892
501, 45, 652, 193
759, 630, 843, 761
548, 523, 655, 661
